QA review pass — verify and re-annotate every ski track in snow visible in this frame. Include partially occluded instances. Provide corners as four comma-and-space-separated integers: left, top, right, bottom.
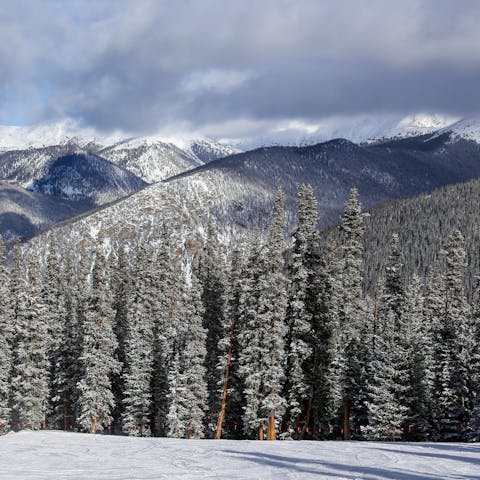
1, 431, 480, 479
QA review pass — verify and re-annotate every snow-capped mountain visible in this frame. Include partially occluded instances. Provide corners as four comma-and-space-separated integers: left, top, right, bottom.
0, 146, 146, 203
98, 138, 203, 183
2, 114, 480, 242
431, 116, 480, 143
0, 119, 123, 152
378, 113, 457, 141
23, 129, 480, 257
167, 132, 480, 229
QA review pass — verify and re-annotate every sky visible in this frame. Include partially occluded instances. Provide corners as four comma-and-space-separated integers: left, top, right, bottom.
1, 0, 480, 143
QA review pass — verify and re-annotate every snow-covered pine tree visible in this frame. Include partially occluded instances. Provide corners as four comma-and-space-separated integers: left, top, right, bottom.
76, 235, 120, 433
43, 233, 70, 429
215, 244, 246, 439
167, 270, 208, 439
199, 219, 227, 435
338, 187, 368, 439
239, 190, 288, 440
263, 188, 288, 440
237, 235, 264, 438
469, 262, 480, 440
151, 225, 177, 436
309, 235, 342, 438
111, 244, 130, 426
365, 307, 407, 440
403, 274, 433, 440
366, 234, 409, 440
285, 184, 317, 433
0, 236, 12, 434
433, 228, 472, 439
10, 249, 49, 430
122, 246, 155, 436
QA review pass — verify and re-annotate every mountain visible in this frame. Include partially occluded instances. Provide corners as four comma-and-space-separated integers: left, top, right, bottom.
166, 131, 480, 229
0, 182, 95, 241
431, 116, 480, 143
0, 119, 122, 152
4, 116, 480, 243
97, 138, 203, 183
0, 146, 147, 203
21, 127, 480, 261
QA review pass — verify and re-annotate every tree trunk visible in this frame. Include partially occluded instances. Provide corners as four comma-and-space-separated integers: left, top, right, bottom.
266, 386, 276, 440
343, 396, 351, 440
63, 395, 69, 431
299, 398, 312, 440
258, 423, 264, 440
267, 409, 276, 440
91, 416, 97, 434
215, 317, 237, 439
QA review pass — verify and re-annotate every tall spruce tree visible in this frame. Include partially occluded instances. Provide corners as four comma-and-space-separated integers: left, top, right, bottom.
338, 187, 368, 439
0, 236, 12, 434
167, 271, 208, 439
122, 246, 155, 436
151, 226, 177, 436
215, 245, 246, 439
366, 234, 409, 440
309, 236, 342, 438
239, 190, 288, 440
10, 251, 49, 430
237, 235, 264, 438
199, 219, 227, 434
285, 184, 317, 432
111, 244, 130, 426
433, 228, 472, 439
76, 236, 120, 433
403, 274, 433, 439
43, 234, 70, 429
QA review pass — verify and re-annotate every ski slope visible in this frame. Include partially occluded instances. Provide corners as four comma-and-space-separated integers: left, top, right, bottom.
1, 431, 480, 479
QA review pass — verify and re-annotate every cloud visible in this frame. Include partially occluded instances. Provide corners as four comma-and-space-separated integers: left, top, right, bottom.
1, 0, 480, 136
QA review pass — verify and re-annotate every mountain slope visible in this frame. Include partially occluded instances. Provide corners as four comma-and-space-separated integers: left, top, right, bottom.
0, 182, 95, 241
166, 132, 480, 229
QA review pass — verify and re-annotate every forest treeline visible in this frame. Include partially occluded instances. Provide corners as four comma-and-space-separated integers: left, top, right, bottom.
0, 185, 479, 442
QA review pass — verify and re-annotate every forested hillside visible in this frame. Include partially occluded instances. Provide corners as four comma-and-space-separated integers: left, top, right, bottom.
348, 178, 480, 298
1, 185, 479, 443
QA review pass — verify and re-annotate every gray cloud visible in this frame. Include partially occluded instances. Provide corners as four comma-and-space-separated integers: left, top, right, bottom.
1, 0, 480, 135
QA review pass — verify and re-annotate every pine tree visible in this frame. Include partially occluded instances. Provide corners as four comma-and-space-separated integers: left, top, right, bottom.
263, 189, 288, 440
309, 236, 342, 438
122, 246, 155, 436
151, 226, 177, 436
0, 236, 12, 434
167, 271, 208, 439
76, 236, 120, 433
215, 245, 245, 439
239, 190, 288, 440
433, 229, 472, 439
10, 250, 49, 430
403, 274, 433, 439
199, 219, 227, 434
111, 244, 130, 426
237, 236, 264, 438
43, 234, 70, 429
469, 267, 480, 439
338, 187, 368, 439
285, 184, 317, 432
366, 234, 409, 440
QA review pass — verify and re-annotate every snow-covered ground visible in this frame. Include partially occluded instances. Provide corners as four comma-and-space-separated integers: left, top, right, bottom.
1, 431, 480, 479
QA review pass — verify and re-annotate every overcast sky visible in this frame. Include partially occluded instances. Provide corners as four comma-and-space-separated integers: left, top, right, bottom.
1, 0, 479, 142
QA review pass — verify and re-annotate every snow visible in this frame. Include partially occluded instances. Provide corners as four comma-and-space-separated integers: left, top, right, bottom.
1, 431, 480, 480
432, 116, 480, 143
0, 114, 463, 154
